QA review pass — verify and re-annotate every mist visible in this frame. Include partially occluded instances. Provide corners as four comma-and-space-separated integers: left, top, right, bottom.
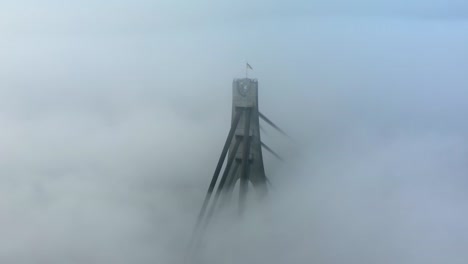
1, 1, 468, 263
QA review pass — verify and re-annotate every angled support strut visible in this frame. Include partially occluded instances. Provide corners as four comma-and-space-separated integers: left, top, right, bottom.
259, 112, 290, 138
261, 142, 284, 162
203, 137, 242, 227
194, 109, 242, 230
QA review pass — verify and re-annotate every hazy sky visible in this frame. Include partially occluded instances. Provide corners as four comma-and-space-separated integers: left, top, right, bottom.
1, 1, 468, 263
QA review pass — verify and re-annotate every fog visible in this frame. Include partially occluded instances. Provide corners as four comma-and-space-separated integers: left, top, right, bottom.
1, 1, 468, 263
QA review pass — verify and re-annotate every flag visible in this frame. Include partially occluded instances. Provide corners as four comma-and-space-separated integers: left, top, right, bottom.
246, 63, 253, 70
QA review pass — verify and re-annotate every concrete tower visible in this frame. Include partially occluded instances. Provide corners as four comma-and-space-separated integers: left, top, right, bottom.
227, 78, 268, 198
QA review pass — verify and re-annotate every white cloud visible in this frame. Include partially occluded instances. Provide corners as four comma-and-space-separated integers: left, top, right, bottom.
0, 2, 468, 263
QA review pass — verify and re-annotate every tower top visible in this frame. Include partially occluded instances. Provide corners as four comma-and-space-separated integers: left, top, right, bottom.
233, 78, 257, 82
232, 78, 259, 108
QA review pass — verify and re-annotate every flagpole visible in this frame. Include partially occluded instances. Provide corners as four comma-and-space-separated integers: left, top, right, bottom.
245, 62, 252, 79
246, 62, 248, 78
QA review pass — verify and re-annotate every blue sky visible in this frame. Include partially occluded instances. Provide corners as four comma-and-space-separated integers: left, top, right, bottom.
1, 0, 468, 35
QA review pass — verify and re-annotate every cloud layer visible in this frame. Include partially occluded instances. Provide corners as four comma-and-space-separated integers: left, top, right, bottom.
1, 2, 468, 263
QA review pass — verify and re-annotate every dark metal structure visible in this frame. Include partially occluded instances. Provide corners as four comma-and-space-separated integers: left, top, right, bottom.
187, 78, 287, 257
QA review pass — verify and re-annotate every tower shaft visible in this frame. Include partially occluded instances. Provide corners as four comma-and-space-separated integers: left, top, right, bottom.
227, 78, 268, 196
